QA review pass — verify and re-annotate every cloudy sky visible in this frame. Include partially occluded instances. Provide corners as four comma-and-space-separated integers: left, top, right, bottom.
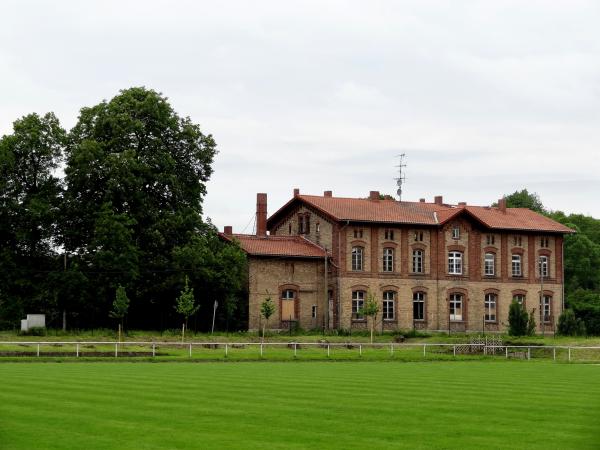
1, 0, 599, 232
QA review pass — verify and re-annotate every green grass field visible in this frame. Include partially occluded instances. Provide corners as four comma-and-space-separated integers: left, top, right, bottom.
1, 361, 599, 449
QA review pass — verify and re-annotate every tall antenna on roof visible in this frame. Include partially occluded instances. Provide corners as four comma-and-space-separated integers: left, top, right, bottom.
395, 153, 407, 201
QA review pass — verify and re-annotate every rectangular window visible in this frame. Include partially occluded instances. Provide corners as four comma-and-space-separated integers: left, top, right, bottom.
513, 236, 522, 246
452, 226, 460, 239
539, 255, 549, 278
384, 229, 394, 240
383, 248, 394, 272
353, 229, 364, 239
486, 235, 495, 245
512, 254, 522, 277
412, 249, 424, 273
413, 292, 425, 321
311, 305, 317, 318
298, 215, 305, 234
352, 291, 365, 319
484, 253, 495, 276
414, 231, 423, 242
449, 294, 463, 321
484, 294, 497, 322
540, 295, 552, 323
383, 291, 395, 320
448, 251, 463, 275
351, 247, 364, 271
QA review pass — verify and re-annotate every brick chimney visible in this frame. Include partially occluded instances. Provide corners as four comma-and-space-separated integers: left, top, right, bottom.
458, 202, 467, 207
256, 193, 267, 236
223, 226, 232, 236
498, 198, 507, 213
369, 190, 380, 200
293, 188, 300, 197
324, 190, 332, 197
419, 198, 426, 203
434, 195, 443, 205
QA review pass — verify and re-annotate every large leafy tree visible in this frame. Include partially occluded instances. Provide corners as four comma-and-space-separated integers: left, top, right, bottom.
60, 87, 245, 329
0, 113, 66, 324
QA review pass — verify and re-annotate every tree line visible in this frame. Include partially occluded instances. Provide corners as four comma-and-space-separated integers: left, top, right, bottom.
502, 189, 600, 335
0, 87, 247, 332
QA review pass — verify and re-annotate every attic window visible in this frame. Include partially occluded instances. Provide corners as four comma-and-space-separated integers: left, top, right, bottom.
452, 226, 460, 240
384, 229, 394, 240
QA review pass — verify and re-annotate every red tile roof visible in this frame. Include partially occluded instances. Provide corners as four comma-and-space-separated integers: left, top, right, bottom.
223, 234, 327, 258
267, 194, 574, 234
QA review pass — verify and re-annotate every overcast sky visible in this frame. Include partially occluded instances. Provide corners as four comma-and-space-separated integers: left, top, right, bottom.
1, 0, 599, 232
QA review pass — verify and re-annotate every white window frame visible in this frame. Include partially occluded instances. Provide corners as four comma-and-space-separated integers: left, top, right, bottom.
484, 253, 495, 276
351, 246, 364, 271
484, 293, 497, 322
413, 292, 425, 321
383, 248, 394, 272
540, 295, 552, 323
448, 251, 463, 275
539, 255, 549, 278
449, 293, 463, 321
412, 249, 424, 273
452, 226, 460, 239
352, 291, 365, 319
382, 291, 395, 321
513, 294, 525, 306
512, 254, 522, 277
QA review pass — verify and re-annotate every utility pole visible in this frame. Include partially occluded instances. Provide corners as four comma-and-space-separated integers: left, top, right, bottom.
62, 252, 67, 332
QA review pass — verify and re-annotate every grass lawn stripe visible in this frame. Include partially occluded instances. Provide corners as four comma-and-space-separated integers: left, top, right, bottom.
1, 362, 599, 449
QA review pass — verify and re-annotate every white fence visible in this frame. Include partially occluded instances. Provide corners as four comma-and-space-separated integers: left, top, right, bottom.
1, 341, 599, 362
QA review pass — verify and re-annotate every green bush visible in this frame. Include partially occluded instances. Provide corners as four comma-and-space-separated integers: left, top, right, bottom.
508, 301, 529, 336
19, 327, 47, 336
557, 309, 586, 336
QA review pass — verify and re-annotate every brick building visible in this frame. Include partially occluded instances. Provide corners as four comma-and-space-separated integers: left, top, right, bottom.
221, 190, 573, 333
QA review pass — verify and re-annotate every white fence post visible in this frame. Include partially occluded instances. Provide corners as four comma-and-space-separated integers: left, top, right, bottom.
527, 347, 531, 360
423, 344, 426, 357
294, 343, 297, 357
115, 342, 118, 358
568, 347, 571, 362
359, 344, 362, 357
327, 344, 330, 357
505, 347, 508, 359
553, 347, 556, 361
453, 345, 456, 357
76, 343, 79, 358
391, 343, 394, 356
225, 343, 228, 357
37, 344, 40, 357
152, 343, 156, 357
260, 343, 263, 357
189, 343, 192, 358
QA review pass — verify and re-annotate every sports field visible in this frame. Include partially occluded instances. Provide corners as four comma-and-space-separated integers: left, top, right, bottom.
1, 362, 599, 449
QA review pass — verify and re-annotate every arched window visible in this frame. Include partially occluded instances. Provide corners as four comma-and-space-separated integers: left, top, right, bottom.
412, 249, 424, 273
351, 290, 365, 319
484, 253, 495, 276
413, 292, 425, 321
449, 293, 463, 321
484, 293, 497, 322
383, 248, 394, 272
382, 291, 395, 320
448, 252, 463, 275
351, 247, 364, 271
